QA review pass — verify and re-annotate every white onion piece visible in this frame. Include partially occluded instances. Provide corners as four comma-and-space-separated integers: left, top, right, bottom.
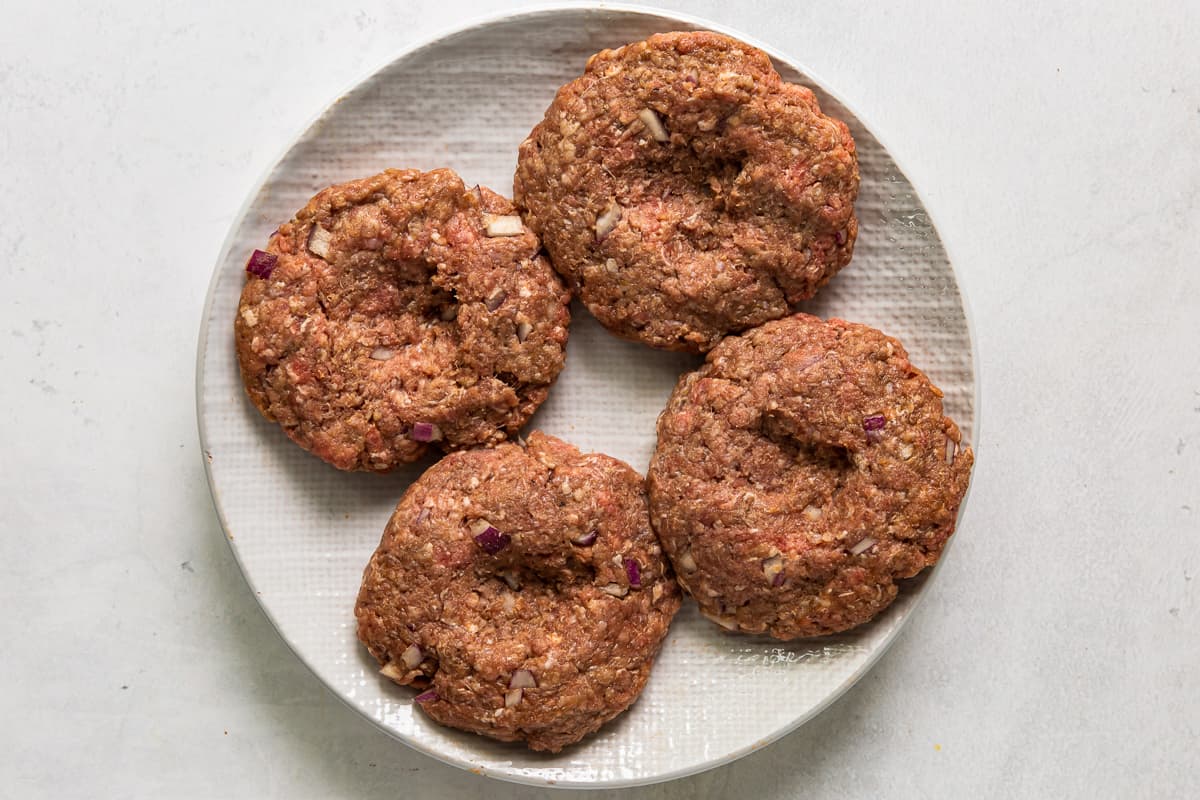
638, 107, 670, 142
677, 550, 697, 572
370, 347, 395, 361
509, 669, 537, 689
380, 662, 405, 681
802, 505, 823, 520
945, 437, 957, 464
504, 688, 523, 708
594, 202, 622, 240
401, 643, 423, 669
601, 583, 628, 598
307, 224, 333, 259
483, 214, 524, 237
850, 537, 877, 556
701, 610, 739, 631
516, 321, 532, 342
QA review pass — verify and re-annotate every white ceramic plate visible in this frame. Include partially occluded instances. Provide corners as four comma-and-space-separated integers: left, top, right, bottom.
197, 5, 977, 789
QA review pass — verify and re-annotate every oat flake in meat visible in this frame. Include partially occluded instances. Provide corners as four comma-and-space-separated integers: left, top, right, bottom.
234, 169, 570, 472
514, 31, 859, 352
355, 432, 681, 752
648, 314, 973, 639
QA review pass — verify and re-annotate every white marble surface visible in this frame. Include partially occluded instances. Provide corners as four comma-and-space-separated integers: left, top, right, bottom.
1, 1, 1196, 796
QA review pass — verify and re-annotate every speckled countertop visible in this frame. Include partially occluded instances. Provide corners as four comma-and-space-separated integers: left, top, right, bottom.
2, 1, 1196, 797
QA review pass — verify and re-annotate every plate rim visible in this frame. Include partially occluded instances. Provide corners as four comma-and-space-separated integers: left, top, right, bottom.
194, 2, 983, 788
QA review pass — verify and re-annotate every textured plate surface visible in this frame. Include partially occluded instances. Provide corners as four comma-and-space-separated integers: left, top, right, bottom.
197, 5, 976, 789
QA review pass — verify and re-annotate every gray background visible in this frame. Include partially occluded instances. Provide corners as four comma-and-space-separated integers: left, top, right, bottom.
2, 0, 1197, 797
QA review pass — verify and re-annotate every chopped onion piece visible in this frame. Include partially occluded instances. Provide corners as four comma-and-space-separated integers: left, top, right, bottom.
369, 347, 395, 361
245, 249, 278, 279
415, 507, 430, 524
773, 571, 786, 587
945, 437, 957, 465
485, 287, 506, 312
899, 443, 915, 460
863, 414, 886, 432
651, 583, 664, 602
483, 214, 525, 237
413, 689, 439, 704
802, 505, 823, 520
835, 228, 848, 246
850, 536, 877, 556
307, 224, 333, 259
601, 583, 628, 598
410, 422, 442, 442
624, 557, 642, 588
638, 107, 670, 142
571, 530, 598, 547
469, 519, 495, 536
701, 610, 739, 631
516, 321, 533, 342
509, 669, 537, 689
401, 643, 423, 669
594, 202, 622, 240
504, 688, 523, 708
677, 550, 697, 572
471, 522, 510, 555
761, 555, 784, 582
380, 662, 405, 681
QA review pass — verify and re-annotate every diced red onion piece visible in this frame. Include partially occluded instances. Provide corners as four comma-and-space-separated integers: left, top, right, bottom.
773, 571, 786, 587
483, 214, 525, 237
601, 583, 628, 598
624, 557, 642, 588
677, 550, 697, 572
401, 643, 423, 669
413, 689, 439, 704
509, 669, 537, 689
516, 321, 532, 342
504, 688, 523, 708
410, 422, 442, 442
761, 554, 784, 583
594, 202, 622, 240
370, 347, 395, 361
245, 249, 277, 279
863, 414, 886, 432
485, 287, 506, 312
571, 530, 598, 547
850, 536, 877, 556
441, 304, 459, 321
380, 662, 405, 681
638, 108, 670, 142
415, 507, 430, 524
473, 524, 511, 555
307, 224, 333, 259
835, 228, 848, 246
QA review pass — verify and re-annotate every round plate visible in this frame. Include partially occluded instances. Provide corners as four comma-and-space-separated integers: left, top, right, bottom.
197, 4, 977, 789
